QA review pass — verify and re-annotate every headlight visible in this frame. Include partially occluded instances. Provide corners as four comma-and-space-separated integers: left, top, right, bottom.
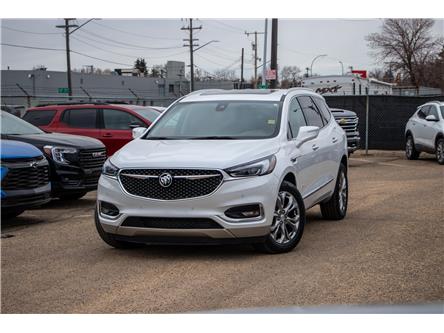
43, 145, 77, 165
102, 159, 119, 178
225, 155, 276, 177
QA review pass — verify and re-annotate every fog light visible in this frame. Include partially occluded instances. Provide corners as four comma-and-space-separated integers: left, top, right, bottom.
225, 204, 262, 219
100, 201, 120, 217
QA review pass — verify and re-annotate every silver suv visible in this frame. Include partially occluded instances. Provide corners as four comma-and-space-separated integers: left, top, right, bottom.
405, 101, 444, 164
95, 89, 349, 254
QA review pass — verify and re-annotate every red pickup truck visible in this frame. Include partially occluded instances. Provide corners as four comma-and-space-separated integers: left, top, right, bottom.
23, 103, 163, 155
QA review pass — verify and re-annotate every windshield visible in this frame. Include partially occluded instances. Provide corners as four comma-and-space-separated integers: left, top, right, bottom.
131, 108, 161, 123
145, 100, 281, 140
1, 110, 44, 135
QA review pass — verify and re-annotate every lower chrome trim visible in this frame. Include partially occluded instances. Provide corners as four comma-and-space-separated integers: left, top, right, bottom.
302, 177, 334, 200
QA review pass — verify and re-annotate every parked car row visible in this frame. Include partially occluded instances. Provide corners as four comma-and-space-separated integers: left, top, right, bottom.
1, 103, 164, 218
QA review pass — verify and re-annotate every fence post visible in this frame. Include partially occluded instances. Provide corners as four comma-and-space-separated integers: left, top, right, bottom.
365, 87, 369, 155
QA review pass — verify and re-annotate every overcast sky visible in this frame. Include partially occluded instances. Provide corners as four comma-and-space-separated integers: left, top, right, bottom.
1, 18, 443, 79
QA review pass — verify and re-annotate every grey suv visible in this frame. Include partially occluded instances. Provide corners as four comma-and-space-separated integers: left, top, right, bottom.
405, 101, 444, 164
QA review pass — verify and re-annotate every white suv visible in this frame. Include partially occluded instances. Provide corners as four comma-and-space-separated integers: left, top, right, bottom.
405, 101, 444, 165
95, 89, 349, 253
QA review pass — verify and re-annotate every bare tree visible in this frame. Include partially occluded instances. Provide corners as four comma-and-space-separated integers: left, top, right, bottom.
213, 69, 237, 81
366, 19, 443, 87
280, 66, 301, 82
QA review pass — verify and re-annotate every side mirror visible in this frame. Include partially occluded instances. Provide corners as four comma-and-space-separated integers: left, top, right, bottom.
425, 115, 438, 122
132, 127, 146, 139
129, 122, 144, 129
295, 126, 320, 147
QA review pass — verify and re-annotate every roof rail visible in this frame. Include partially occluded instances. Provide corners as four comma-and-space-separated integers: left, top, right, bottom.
35, 101, 110, 107
286, 87, 316, 93
185, 89, 226, 96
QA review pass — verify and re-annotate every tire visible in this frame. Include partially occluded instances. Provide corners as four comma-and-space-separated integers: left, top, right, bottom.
1, 209, 25, 220
58, 192, 87, 201
254, 181, 306, 254
436, 138, 444, 165
406, 135, 420, 160
320, 163, 348, 220
94, 207, 142, 249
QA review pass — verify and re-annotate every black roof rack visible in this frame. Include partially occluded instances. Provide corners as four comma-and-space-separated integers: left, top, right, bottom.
35, 101, 109, 107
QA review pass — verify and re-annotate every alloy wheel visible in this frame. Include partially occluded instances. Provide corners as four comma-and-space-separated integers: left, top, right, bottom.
437, 141, 444, 163
338, 171, 348, 213
270, 191, 300, 244
406, 137, 413, 157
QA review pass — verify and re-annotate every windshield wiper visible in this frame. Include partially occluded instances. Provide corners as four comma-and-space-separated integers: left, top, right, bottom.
190, 136, 237, 140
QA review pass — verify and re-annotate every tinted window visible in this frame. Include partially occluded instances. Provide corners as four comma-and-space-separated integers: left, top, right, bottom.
131, 108, 161, 123
297, 96, 324, 128
102, 109, 144, 130
23, 110, 56, 126
417, 105, 430, 119
62, 109, 97, 128
288, 98, 307, 138
313, 97, 331, 123
428, 105, 439, 119
146, 101, 281, 139
440, 106, 444, 119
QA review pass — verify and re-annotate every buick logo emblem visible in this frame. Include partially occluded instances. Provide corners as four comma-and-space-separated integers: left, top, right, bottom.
30, 161, 38, 169
159, 173, 173, 187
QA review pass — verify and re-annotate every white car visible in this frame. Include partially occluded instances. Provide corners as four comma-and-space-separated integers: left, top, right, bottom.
95, 89, 349, 253
405, 101, 444, 165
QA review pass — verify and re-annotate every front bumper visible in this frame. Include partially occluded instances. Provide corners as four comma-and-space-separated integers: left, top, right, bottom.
96, 172, 280, 242
51, 164, 102, 194
1, 183, 51, 209
346, 133, 360, 153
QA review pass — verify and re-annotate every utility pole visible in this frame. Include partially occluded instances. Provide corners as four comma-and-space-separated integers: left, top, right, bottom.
261, 19, 268, 88
181, 19, 201, 92
245, 30, 264, 87
269, 19, 278, 89
56, 18, 78, 98
240, 48, 244, 89
56, 18, 97, 99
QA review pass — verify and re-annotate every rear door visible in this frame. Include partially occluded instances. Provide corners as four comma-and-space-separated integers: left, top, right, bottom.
99, 108, 146, 155
423, 105, 440, 149
56, 108, 101, 141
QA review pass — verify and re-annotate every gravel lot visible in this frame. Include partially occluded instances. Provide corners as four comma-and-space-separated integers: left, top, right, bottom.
1, 152, 443, 313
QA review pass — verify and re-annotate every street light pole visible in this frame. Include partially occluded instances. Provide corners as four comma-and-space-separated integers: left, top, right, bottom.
310, 54, 327, 77
261, 19, 268, 88
339, 61, 344, 76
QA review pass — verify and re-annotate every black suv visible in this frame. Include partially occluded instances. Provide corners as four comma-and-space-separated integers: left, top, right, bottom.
1, 111, 106, 200
331, 108, 360, 154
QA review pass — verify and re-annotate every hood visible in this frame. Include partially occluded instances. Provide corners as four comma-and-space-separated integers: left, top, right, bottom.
3, 132, 105, 150
330, 108, 357, 117
0, 139, 43, 159
111, 138, 280, 169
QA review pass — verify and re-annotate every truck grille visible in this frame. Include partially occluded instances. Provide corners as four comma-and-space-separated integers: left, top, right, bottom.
1, 165, 49, 190
119, 169, 223, 200
334, 115, 359, 135
79, 148, 107, 169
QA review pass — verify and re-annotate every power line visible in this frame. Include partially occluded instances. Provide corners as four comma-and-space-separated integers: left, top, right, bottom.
0, 42, 132, 66
90, 21, 182, 41
1, 26, 61, 35
79, 28, 183, 50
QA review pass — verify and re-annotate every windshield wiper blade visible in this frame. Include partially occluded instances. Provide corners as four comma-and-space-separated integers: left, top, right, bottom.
190, 136, 236, 140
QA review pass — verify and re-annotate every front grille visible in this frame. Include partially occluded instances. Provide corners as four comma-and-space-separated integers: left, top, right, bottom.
119, 169, 223, 200
1, 155, 44, 164
79, 148, 107, 169
121, 216, 223, 229
334, 115, 359, 135
1, 165, 49, 190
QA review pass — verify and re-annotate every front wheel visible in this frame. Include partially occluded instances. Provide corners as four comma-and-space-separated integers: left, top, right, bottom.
320, 163, 348, 220
406, 135, 420, 160
254, 181, 305, 254
436, 138, 444, 165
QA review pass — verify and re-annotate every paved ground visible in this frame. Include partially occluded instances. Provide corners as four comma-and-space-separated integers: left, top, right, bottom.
1, 152, 443, 313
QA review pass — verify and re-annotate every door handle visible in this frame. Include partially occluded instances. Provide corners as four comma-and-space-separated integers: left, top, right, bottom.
102, 133, 113, 137
332, 137, 338, 143
290, 156, 298, 163
312, 144, 319, 151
